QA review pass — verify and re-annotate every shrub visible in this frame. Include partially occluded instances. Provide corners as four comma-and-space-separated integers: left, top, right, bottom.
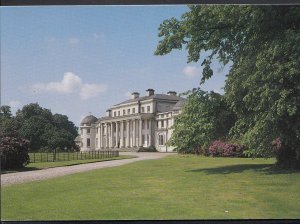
138, 146, 158, 152
0, 136, 30, 169
208, 140, 245, 157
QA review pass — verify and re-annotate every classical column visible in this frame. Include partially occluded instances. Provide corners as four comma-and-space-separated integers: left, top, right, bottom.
115, 121, 119, 148
105, 123, 109, 148
139, 119, 142, 146
126, 120, 130, 147
120, 120, 124, 148
99, 123, 103, 148
133, 119, 136, 147
110, 122, 113, 148
149, 119, 152, 147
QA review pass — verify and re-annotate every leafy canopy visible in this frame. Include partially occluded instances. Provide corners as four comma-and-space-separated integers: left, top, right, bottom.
156, 6, 300, 168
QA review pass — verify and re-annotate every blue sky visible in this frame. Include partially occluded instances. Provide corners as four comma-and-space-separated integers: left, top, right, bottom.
1, 6, 229, 126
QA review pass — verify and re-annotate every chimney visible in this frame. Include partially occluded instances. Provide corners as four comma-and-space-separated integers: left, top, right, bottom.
131, 92, 140, 99
146, 89, 155, 96
167, 91, 177, 96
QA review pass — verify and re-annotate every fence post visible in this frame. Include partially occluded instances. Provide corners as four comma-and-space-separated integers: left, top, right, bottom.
68, 151, 70, 161
34, 152, 35, 163
47, 152, 48, 162
40, 153, 42, 162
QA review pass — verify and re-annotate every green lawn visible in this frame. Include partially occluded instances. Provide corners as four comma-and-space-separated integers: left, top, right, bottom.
2, 155, 300, 220
1, 155, 135, 174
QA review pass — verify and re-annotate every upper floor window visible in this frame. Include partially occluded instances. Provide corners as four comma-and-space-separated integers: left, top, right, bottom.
114, 111, 116, 117
161, 114, 164, 118
118, 111, 120, 116
87, 128, 90, 134
142, 120, 145, 129
141, 107, 145, 113
147, 106, 150, 113
123, 109, 126, 115
133, 108, 135, 114
161, 121, 164, 128
128, 109, 130, 114
166, 120, 169, 128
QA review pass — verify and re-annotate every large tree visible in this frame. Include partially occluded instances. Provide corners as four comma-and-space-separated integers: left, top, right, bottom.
15, 103, 78, 152
168, 89, 236, 154
155, 5, 300, 169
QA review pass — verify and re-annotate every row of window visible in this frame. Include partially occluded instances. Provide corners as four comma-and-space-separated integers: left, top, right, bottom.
113, 106, 151, 117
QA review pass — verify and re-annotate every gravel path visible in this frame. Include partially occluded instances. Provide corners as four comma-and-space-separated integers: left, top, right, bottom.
1, 152, 173, 187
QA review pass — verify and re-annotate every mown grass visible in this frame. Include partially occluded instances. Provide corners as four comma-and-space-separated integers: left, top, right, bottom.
2, 155, 300, 220
1, 155, 135, 174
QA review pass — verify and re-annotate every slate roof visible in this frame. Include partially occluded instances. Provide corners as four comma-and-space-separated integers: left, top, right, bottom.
113, 94, 185, 107
172, 99, 187, 111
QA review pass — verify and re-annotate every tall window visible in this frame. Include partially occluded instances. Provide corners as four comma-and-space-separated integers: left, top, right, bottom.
142, 120, 145, 129
87, 138, 90, 147
133, 108, 135, 114
87, 128, 90, 134
114, 111, 116, 117
96, 138, 98, 147
147, 106, 150, 113
166, 120, 169, 128
128, 108, 130, 114
123, 109, 126, 115
147, 120, 150, 129
142, 135, 145, 144
118, 111, 120, 116
141, 107, 145, 113
159, 135, 164, 145
147, 134, 150, 145
161, 120, 164, 128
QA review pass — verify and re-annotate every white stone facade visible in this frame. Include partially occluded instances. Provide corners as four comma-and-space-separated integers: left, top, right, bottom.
80, 89, 185, 152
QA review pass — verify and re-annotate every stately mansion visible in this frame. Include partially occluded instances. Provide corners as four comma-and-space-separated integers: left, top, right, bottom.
79, 89, 185, 152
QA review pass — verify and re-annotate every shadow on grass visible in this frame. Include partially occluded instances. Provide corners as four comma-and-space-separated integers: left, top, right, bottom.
188, 164, 300, 175
1, 167, 41, 174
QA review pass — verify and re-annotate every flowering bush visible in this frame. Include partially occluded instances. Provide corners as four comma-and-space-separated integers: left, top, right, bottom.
0, 136, 30, 169
208, 140, 245, 157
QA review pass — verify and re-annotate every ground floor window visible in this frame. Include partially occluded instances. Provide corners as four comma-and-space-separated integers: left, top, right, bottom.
159, 135, 164, 145
87, 138, 90, 147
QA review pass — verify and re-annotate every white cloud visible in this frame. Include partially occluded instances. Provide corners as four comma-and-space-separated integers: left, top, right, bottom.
32, 72, 81, 94
8, 100, 21, 109
31, 72, 107, 100
183, 65, 202, 78
68, 38, 80, 45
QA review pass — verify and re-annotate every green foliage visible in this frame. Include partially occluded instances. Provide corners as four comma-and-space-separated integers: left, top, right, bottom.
1, 103, 78, 152
0, 136, 30, 169
156, 6, 300, 168
0, 105, 12, 118
168, 89, 235, 154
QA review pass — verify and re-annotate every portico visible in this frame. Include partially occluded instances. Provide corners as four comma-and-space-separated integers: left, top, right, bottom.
96, 113, 154, 149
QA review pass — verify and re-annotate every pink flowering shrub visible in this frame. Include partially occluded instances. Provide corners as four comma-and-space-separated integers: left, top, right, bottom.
208, 140, 245, 157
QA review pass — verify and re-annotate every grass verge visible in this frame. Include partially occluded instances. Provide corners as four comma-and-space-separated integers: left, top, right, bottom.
1, 155, 136, 174
2, 155, 300, 220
